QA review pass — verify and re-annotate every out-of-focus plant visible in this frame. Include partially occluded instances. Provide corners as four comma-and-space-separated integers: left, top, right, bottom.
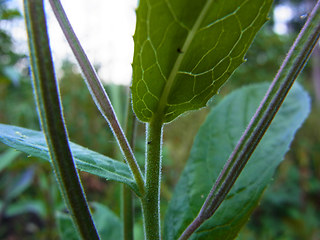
0, 1, 25, 85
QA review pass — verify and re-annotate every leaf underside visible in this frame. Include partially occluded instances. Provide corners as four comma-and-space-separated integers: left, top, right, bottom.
132, 0, 273, 123
164, 83, 310, 239
0, 124, 139, 194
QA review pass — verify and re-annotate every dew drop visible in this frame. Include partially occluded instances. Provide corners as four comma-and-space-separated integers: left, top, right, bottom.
300, 13, 309, 19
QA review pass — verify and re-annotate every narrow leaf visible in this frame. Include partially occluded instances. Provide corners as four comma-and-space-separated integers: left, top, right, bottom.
164, 83, 310, 239
132, 0, 273, 122
0, 124, 139, 195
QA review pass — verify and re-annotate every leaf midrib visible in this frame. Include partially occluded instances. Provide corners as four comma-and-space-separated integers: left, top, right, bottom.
156, 0, 214, 118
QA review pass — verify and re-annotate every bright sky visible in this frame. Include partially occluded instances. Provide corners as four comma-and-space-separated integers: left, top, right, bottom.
9, 0, 138, 85
7, 1, 293, 85
273, 4, 294, 35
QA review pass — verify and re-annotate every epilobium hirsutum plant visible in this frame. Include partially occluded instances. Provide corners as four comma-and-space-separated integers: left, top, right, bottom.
0, 0, 319, 239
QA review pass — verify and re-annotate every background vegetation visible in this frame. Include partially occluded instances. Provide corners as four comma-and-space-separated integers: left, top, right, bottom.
0, 0, 319, 239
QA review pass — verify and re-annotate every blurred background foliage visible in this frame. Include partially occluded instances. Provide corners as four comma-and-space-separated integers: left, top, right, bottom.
0, 0, 319, 239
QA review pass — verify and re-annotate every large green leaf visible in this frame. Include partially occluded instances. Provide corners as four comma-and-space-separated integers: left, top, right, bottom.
0, 124, 139, 194
164, 83, 310, 239
132, 0, 273, 123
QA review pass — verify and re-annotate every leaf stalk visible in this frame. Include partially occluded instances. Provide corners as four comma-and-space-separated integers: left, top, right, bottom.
179, 0, 320, 239
24, 0, 100, 239
48, 0, 145, 196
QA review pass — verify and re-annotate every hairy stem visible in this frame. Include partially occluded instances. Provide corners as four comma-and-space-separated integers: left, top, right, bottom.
24, 1, 100, 239
48, 0, 145, 196
142, 116, 163, 240
179, 1, 320, 239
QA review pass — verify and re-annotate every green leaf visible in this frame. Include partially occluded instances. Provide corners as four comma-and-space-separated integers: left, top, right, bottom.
4, 199, 46, 218
0, 149, 21, 172
132, 0, 273, 123
6, 168, 35, 201
164, 83, 310, 239
57, 202, 123, 240
0, 124, 139, 195
91, 202, 123, 240
57, 211, 80, 240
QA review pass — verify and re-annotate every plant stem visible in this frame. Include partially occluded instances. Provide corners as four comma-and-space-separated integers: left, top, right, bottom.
179, 1, 320, 239
142, 116, 163, 240
24, 1, 100, 239
44, 171, 57, 239
123, 95, 137, 240
48, 0, 145, 196
123, 184, 134, 240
